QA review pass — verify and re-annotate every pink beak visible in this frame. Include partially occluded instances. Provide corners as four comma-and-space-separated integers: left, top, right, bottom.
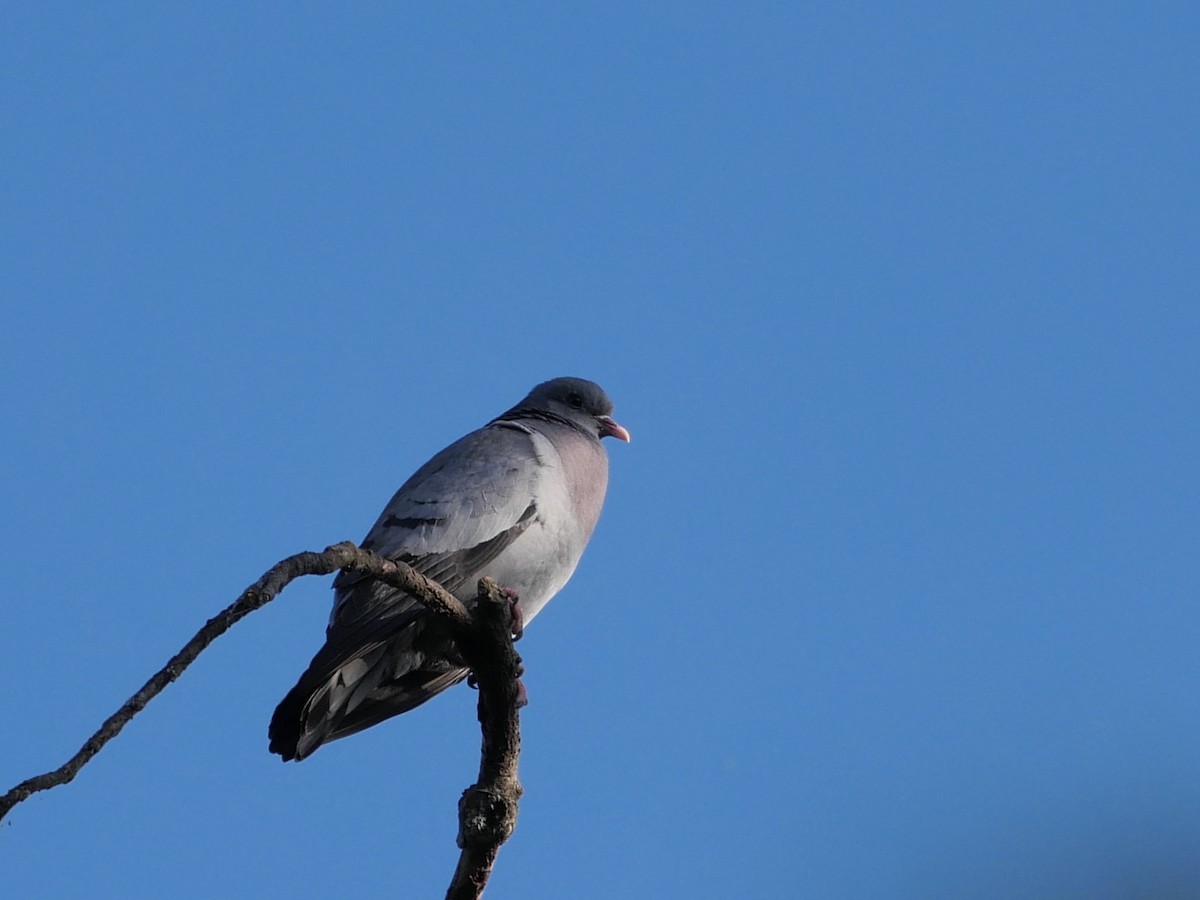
597, 415, 632, 443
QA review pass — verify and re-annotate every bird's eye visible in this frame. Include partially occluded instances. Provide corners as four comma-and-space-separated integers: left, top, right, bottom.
567, 392, 584, 409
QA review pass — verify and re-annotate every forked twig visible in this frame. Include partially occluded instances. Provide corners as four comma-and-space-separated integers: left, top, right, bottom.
0, 542, 524, 900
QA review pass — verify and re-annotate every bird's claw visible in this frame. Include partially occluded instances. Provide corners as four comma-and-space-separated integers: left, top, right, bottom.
501, 587, 524, 641
466, 671, 528, 708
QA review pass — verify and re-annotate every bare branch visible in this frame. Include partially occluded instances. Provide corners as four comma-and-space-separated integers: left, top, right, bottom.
1, 543, 526, 898
446, 579, 525, 900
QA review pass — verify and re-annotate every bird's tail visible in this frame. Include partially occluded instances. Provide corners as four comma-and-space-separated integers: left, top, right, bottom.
268, 641, 468, 761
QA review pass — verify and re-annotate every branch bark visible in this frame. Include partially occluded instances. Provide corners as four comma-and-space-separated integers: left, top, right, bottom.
447, 579, 525, 900
0, 543, 524, 899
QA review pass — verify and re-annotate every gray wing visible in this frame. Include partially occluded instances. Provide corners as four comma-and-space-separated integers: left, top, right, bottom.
268, 422, 544, 759
329, 421, 544, 636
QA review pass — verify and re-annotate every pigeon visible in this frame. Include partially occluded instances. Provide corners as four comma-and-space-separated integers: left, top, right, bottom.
269, 377, 630, 761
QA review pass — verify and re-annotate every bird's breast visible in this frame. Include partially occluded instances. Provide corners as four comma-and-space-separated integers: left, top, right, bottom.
478, 427, 609, 624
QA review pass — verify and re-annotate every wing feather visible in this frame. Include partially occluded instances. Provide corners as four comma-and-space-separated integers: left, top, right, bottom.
268, 422, 546, 759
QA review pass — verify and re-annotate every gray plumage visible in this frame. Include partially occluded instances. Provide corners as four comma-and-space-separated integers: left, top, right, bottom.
269, 377, 629, 761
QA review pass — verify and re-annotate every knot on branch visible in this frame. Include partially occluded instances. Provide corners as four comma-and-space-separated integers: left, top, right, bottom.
456, 782, 523, 849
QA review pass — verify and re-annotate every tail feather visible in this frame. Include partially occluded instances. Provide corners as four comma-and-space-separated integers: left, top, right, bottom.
268, 647, 468, 761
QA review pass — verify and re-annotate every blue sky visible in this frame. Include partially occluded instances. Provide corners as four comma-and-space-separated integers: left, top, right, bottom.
2, 4, 1198, 898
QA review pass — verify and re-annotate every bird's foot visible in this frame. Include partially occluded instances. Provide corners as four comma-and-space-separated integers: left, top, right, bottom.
501, 587, 524, 640
466, 669, 527, 708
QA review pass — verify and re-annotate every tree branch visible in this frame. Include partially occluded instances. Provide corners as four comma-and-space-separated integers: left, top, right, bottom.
0, 543, 525, 899
446, 579, 525, 900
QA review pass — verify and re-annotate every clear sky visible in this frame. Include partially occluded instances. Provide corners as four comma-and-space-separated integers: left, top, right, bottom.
2, 4, 1198, 898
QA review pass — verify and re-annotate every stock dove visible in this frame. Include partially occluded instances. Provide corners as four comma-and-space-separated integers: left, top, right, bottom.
269, 377, 629, 761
